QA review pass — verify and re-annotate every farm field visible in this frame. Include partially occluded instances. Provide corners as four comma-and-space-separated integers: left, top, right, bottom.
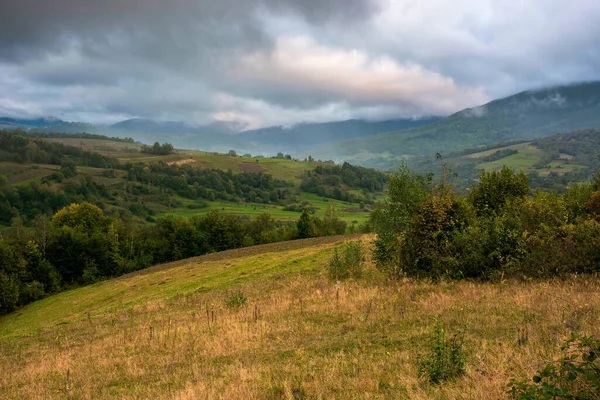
465, 142, 586, 176
0, 234, 598, 399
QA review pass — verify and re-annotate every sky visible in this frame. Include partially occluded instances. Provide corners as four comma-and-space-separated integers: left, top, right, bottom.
1, 0, 600, 129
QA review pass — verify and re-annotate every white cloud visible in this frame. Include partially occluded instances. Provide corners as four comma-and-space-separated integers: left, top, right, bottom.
237, 36, 487, 117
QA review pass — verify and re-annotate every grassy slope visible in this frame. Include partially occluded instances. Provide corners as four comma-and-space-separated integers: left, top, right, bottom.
4, 137, 375, 223
454, 142, 586, 176
1, 235, 599, 399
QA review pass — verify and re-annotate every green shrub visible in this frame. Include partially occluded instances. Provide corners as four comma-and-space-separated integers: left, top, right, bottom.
508, 333, 600, 399
417, 318, 466, 384
224, 290, 248, 310
328, 241, 364, 281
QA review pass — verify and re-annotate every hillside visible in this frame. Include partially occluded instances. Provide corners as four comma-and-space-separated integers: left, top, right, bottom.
0, 131, 383, 227
240, 117, 441, 149
327, 81, 600, 170
414, 128, 600, 191
1, 234, 598, 398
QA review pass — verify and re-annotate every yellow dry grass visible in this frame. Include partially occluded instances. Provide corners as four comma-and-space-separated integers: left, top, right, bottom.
1, 236, 599, 399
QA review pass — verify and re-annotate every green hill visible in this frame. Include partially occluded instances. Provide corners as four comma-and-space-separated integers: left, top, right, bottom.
0, 131, 383, 226
326, 81, 600, 170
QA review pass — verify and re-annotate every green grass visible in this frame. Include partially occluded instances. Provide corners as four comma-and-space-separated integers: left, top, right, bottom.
472, 143, 586, 176
0, 240, 338, 338
475, 144, 543, 171
158, 192, 372, 224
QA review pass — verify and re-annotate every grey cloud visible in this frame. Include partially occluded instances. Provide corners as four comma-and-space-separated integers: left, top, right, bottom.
1, 0, 600, 128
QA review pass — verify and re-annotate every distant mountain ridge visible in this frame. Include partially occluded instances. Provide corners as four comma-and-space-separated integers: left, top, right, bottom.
2, 115, 444, 155
4, 81, 600, 169
0, 116, 64, 129
324, 81, 600, 169
240, 117, 441, 148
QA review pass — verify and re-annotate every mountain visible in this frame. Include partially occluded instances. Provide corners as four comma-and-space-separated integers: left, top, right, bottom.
0, 116, 64, 129
325, 81, 600, 169
240, 117, 441, 148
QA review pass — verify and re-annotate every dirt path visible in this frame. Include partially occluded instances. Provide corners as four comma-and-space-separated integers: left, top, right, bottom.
119, 234, 367, 280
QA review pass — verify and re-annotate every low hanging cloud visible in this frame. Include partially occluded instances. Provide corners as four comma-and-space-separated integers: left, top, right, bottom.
0, 0, 600, 128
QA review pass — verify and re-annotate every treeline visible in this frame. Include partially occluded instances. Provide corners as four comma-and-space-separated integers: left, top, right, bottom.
0, 132, 119, 168
0, 203, 348, 315
0, 176, 111, 225
373, 164, 600, 280
125, 162, 294, 204
301, 162, 387, 203
140, 142, 174, 155
18, 129, 135, 143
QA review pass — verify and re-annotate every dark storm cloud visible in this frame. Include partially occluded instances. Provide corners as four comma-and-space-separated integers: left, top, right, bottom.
0, 0, 376, 61
1, 0, 600, 128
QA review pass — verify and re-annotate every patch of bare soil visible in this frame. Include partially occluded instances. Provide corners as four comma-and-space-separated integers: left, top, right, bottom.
239, 163, 268, 173
167, 158, 197, 166
119, 234, 365, 280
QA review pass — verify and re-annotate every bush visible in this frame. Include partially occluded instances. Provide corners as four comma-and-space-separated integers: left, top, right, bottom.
328, 241, 364, 281
224, 290, 248, 310
417, 318, 466, 384
508, 333, 600, 399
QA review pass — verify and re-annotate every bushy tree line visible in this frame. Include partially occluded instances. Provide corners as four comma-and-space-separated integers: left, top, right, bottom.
0, 132, 119, 168
21, 129, 135, 143
125, 162, 294, 204
301, 162, 387, 204
140, 142, 174, 155
0, 202, 348, 315
0, 177, 112, 225
373, 163, 600, 280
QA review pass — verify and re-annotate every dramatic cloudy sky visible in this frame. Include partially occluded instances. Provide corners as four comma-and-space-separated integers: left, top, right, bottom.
1, 0, 600, 128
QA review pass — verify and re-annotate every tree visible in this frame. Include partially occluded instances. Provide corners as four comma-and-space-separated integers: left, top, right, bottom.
469, 166, 529, 215
297, 207, 316, 238
52, 202, 106, 231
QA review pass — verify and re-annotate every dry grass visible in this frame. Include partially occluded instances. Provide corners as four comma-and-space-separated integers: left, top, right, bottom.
1, 236, 599, 399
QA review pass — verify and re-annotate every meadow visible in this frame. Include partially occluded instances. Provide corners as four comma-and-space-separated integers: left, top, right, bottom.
1, 234, 598, 399
467, 142, 586, 176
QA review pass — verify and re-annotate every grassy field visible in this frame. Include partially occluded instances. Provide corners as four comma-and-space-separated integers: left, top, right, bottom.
1, 235, 598, 399
38, 138, 316, 183
156, 193, 372, 225
466, 142, 586, 176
